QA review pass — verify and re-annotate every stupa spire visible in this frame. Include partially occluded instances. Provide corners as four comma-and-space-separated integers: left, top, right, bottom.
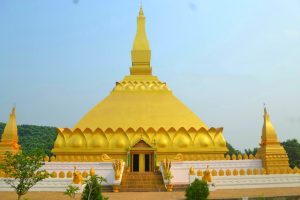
1, 107, 18, 143
261, 106, 278, 145
130, 5, 152, 75
0, 107, 20, 161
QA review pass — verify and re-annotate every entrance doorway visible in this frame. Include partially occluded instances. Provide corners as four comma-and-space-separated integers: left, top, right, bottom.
131, 152, 153, 172
133, 154, 139, 172
129, 139, 156, 172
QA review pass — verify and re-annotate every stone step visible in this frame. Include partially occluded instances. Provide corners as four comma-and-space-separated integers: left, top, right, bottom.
122, 183, 164, 186
122, 176, 162, 179
122, 184, 164, 188
172, 184, 189, 191
120, 188, 166, 192
120, 171, 166, 192
123, 177, 164, 180
122, 179, 162, 182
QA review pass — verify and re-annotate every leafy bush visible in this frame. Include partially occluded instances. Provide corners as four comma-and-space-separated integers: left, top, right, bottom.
81, 175, 108, 200
64, 184, 80, 199
185, 179, 209, 200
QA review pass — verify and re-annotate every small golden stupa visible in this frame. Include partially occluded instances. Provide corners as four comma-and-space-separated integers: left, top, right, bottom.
52, 6, 228, 172
256, 107, 289, 173
0, 107, 20, 161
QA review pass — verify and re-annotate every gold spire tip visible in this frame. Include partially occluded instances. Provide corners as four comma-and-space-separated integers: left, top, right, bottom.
139, 4, 144, 16
11, 107, 16, 116
263, 103, 267, 114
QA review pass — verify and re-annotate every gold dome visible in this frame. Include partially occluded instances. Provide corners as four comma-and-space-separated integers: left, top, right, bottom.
74, 75, 207, 131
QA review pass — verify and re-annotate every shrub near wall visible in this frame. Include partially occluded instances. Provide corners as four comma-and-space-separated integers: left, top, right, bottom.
185, 179, 209, 200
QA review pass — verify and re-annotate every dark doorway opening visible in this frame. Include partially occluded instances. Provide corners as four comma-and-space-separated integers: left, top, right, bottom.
133, 154, 139, 172
145, 154, 150, 172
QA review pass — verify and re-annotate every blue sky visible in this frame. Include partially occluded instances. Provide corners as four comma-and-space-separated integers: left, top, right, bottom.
0, 0, 299, 150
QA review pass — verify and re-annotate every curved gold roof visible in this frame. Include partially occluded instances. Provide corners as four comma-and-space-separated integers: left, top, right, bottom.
74, 6, 207, 130
74, 75, 207, 130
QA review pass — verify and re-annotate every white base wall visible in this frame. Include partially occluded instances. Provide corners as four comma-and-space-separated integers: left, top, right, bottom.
0, 178, 72, 192
213, 174, 300, 189
188, 174, 300, 189
1, 160, 299, 192
0, 161, 124, 192
1, 175, 300, 192
42, 161, 124, 185
170, 160, 262, 184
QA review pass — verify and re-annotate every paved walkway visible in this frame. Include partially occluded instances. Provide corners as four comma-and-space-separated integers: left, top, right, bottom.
1, 187, 300, 200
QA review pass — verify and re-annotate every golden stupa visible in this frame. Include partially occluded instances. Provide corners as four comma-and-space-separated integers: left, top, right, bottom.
0, 107, 20, 161
256, 107, 289, 173
52, 6, 228, 172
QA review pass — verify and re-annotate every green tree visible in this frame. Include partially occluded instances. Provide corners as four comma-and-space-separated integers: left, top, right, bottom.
185, 179, 209, 200
244, 147, 258, 156
0, 150, 49, 200
81, 175, 108, 200
226, 142, 241, 156
282, 139, 300, 168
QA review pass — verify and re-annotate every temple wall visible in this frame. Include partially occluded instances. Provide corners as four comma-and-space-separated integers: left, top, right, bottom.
163, 160, 263, 184
42, 161, 124, 185
1, 175, 300, 191
212, 175, 300, 189
0, 160, 299, 191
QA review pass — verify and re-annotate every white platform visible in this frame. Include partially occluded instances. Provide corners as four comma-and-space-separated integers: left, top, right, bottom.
188, 174, 300, 189
169, 160, 262, 184
0, 161, 124, 192
213, 174, 300, 189
42, 161, 124, 185
1, 160, 300, 191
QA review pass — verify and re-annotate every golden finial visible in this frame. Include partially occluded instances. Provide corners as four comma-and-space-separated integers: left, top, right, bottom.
139, 2, 144, 16
11, 106, 16, 117
263, 103, 267, 115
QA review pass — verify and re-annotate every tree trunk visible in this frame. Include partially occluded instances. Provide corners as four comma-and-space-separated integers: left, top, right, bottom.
17, 194, 21, 200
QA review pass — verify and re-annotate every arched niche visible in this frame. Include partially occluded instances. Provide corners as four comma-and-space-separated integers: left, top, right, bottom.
214, 128, 226, 147
110, 128, 130, 149
188, 127, 197, 141
155, 128, 171, 148
83, 128, 93, 146
131, 128, 150, 146
61, 128, 73, 141
173, 127, 192, 148
146, 127, 156, 141
67, 129, 87, 148
126, 127, 136, 140
105, 128, 114, 141
194, 128, 213, 147
54, 132, 66, 148
208, 128, 217, 144
90, 128, 108, 148
167, 127, 176, 140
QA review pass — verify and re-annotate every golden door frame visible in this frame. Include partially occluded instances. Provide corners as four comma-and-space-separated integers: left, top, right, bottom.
129, 139, 156, 172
